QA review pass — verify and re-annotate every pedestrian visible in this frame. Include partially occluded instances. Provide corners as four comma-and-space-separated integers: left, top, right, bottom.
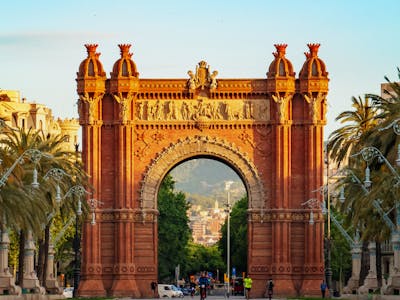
267, 279, 274, 300
243, 275, 252, 300
151, 281, 157, 298
320, 280, 327, 298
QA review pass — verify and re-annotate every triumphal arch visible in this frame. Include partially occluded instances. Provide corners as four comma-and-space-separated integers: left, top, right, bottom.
76, 43, 329, 297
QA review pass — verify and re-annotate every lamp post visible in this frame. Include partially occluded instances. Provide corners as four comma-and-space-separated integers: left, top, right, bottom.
62, 184, 90, 298
73, 143, 81, 298
225, 181, 233, 299
324, 147, 333, 297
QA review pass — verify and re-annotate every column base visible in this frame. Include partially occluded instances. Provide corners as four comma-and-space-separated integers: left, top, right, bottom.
343, 276, 360, 294
358, 274, 379, 294
44, 278, 63, 295
382, 273, 400, 295
21, 278, 45, 295
110, 278, 140, 297
0, 274, 22, 296
77, 278, 107, 297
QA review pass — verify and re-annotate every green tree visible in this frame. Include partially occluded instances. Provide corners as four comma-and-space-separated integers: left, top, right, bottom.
158, 174, 191, 283
218, 196, 248, 277
185, 242, 225, 281
329, 209, 352, 287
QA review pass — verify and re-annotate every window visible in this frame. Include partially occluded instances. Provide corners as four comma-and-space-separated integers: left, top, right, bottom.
122, 61, 128, 76
311, 61, 318, 76
279, 60, 285, 76
88, 60, 95, 76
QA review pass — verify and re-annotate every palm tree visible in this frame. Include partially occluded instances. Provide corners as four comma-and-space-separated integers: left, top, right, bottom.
327, 96, 378, 166
32, 131, 89, 285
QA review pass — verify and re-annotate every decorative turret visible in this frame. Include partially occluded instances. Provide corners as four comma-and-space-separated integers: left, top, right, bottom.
299, 43, 329, 94
76, 44, 106, 95
110, 44, 140, 94
266, 44, 295, 94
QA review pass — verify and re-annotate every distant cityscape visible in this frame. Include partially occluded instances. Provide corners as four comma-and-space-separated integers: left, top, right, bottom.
189, 199, 228, 246
169, 158, 246, 246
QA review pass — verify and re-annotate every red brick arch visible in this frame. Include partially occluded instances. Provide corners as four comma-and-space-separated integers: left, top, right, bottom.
76, 43, 328, 298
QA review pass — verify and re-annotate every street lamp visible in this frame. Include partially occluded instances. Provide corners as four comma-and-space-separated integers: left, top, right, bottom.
0, 148, 52, 188
324, 148, 333, 297
62, 184, 91, 298
43, 168, 71, 203
225, 180, 234, 299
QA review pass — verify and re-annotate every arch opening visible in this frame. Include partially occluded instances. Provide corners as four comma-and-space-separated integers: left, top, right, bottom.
157, 157, 248, 286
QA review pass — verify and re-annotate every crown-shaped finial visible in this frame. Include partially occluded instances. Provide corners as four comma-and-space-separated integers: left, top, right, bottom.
307, 43, 320, 57
118, 44, 133, 58
272, 44, 287, 58
84, 44, 98, 56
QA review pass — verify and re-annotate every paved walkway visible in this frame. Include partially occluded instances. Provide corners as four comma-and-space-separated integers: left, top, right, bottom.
115, 297, 280, 300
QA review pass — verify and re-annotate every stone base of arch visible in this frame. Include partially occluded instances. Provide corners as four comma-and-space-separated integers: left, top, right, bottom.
77, 279, 107, 297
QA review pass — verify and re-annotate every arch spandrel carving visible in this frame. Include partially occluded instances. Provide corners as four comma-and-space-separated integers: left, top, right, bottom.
139, 135, 266, 212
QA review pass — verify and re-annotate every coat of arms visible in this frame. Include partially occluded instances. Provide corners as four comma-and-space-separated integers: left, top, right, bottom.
187, 61, 218, 90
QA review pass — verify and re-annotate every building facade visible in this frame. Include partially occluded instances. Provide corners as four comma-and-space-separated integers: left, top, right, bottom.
0, 90, 79, 151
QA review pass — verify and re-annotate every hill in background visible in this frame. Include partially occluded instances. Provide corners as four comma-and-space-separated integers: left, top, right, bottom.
169, 158, 246, 208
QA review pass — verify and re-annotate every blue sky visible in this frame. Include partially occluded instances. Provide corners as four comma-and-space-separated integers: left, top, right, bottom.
1, 0, 399, 137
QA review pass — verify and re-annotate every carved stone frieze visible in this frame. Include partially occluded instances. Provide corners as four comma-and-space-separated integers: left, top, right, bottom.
248, 210, 321, 223
135, 98, 270, 122
99, 209, 158, 222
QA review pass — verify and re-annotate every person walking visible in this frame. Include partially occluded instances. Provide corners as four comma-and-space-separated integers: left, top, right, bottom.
243, 275, 252, 300
267, 279, 274, 300
320, 280, 327, 298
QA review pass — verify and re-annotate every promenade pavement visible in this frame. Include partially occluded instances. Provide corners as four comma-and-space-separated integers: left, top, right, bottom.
114, 297, 281, 300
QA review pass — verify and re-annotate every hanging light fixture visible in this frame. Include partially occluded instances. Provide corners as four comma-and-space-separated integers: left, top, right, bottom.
31, 167, 39, 189
364, 166, 371, 188
396, 144, 400, 167
55, 184, 62, 203
309, 211, 314, 225
77, 199, 82, 216
339, 186, 345, 203
91, 211, 96, 225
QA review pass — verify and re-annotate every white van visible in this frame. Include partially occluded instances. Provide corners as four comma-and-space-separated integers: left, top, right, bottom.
158, 284, 183, 298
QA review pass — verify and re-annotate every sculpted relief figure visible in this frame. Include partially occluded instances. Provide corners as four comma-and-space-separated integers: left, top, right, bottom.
113, 93, 134, 123
244, 101, 254, 119
272, 94, 291, 123
304, 93, 325, 123
210, 71, 218, 90
187, 71, 196, 90
137, 101, 144, 120
79, 92, 103, 124
166, 101, 179, 120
